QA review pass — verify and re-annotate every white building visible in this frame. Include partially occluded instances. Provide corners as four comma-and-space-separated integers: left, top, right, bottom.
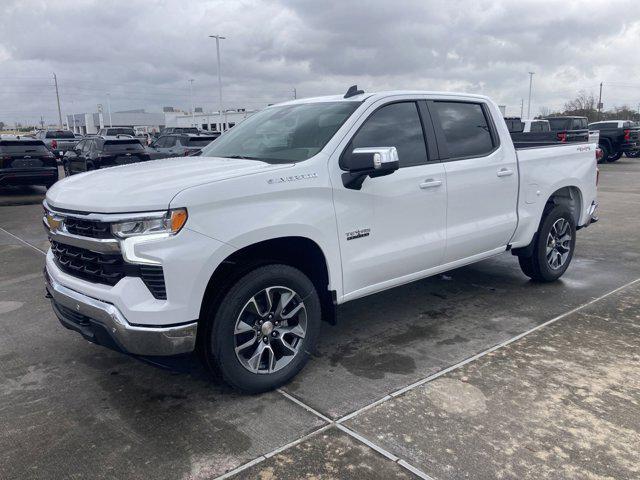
67, 107, 258, 135
67, 109, 166, 135
165, 108, 257, 133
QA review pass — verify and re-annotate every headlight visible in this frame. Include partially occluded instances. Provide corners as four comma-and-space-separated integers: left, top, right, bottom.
111, 208, 188, 238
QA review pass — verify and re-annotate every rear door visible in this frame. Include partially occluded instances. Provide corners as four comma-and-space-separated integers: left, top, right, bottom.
429, 100, 518, 262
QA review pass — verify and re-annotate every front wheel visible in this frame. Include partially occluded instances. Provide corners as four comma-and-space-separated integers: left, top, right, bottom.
201, 264, 321, 393
625, 151, 640, 158
518, 204, 576, 282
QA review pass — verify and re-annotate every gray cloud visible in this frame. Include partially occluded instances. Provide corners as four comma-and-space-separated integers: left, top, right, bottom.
1, 0, 639, 125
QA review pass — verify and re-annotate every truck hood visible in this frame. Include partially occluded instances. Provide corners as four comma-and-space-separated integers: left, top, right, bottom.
46, 156, 293, 213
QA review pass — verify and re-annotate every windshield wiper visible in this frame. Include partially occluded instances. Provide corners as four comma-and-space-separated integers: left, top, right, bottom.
224, 155, 264, 161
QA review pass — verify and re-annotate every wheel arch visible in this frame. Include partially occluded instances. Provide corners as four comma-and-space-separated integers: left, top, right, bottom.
546, 185, 583, 227
198, 236, 337, 341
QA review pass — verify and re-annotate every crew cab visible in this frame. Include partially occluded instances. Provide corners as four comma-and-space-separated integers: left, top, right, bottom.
544, 116, 590, 143
35, 129, 78, 158
43, 88, 599, 393
0, 138, 58, 188
61, 137, 151, 175
505, 117, 589, 148
588, 120, 640, 162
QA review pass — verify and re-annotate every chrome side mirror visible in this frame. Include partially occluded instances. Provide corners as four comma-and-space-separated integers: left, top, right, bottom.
342, 146, 400, 189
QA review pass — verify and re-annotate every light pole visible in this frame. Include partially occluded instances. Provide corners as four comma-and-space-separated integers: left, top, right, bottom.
106, 92, 113, 127
527, 72, 535, 119
188, 79, 195, 127
208, 34, 226, 132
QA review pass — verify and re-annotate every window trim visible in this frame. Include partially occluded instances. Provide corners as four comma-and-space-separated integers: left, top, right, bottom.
339, 100, 434, 170
427, 100, 501, 162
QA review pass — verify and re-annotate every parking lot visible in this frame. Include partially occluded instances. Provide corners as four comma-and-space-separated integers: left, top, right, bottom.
1, 159, 639, 479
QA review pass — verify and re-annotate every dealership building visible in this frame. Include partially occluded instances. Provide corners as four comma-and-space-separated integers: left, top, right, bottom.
66, 107, 256, 135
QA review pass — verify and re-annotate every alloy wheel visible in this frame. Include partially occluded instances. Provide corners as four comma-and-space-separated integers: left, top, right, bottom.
546, 218, 572, 270
234, 286, 307, 374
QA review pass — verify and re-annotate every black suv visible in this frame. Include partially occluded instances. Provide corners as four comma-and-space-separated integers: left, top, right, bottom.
62, 137, 151, 176
146, 133, 219, 159
588, 120, 640, 162
0, 138, 58, 188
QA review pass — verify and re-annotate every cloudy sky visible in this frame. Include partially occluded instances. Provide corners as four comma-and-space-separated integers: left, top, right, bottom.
1, 0, 640, 125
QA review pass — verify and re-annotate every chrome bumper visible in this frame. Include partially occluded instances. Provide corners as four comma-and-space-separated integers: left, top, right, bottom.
44, 268, 197, 356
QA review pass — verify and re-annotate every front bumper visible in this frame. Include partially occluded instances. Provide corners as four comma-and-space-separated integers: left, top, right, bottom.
44, 268, 197, 356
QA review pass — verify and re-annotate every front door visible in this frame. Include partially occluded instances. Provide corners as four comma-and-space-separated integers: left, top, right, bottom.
333, 100, 447, 300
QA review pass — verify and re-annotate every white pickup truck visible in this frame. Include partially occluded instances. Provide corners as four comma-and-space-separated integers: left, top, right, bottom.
43, 88, 598, 393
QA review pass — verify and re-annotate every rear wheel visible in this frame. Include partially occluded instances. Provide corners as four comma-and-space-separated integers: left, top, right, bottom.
607, 151, 623, 162
518, 204, 576, 282
626, 151, 640, 158
201, 264, 321, 393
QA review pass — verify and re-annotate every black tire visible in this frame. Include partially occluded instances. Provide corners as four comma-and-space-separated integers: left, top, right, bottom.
201, 264, 321, 393
518, 204, 576, 282
607, 151, 623, 162
597, 144, 609, 164
625, 151, 640, 158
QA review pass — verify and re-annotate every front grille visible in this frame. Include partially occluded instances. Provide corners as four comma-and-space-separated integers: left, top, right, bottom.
50, 240, 167, 300
64, 217, 112, 238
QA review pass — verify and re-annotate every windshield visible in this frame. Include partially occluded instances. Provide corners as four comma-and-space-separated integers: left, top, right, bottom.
547, 118, 575, 131
200, 101, 361, 163
103, 140, 144, 152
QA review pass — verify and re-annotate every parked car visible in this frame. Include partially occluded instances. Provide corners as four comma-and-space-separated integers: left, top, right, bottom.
161, 127, 201, 135
34, 129, 78, 158
505, 117, 587, 148
146, 133, 219, 159
61, 137, 151, 175
0, 138, 58, 188
97, 127, 136, 138
74, 133, 84, 139
587, 120, 640, 162
43, 88, 598, 393
544, 116, 590, 143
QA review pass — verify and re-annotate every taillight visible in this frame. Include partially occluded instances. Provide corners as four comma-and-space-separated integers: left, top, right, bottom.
595, 147, 604, 162
596, 166, 599, 187
51, 139, 57, 149
556, 132, 567, 142
624, 129, 630, 141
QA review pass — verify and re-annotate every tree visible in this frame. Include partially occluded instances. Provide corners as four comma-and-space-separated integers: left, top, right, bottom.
563, 91, 598, 122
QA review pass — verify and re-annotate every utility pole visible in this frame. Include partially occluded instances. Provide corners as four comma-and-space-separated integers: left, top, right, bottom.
520, 98, 524, 118
597, 82, 603, 121
106, 93, 113, 127
208, 35, 226, 132
53, 72, 63, 128
188, 79, 195, 127
293, 87, 297, 99
527, 72, 535, 119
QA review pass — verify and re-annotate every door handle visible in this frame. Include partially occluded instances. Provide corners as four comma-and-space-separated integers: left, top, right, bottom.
419, 179, 443, 189
497, 168, 514, 177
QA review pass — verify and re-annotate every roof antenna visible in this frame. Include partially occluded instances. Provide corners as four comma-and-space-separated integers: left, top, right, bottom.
344, 85, 364, 99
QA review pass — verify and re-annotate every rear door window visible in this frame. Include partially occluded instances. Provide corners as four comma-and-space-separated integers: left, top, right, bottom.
432, 102, 496, 159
